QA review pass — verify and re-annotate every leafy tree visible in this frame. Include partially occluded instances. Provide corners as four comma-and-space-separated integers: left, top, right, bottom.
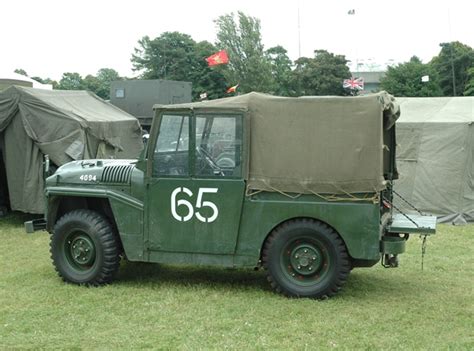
266, 46, 295, 96
57, 72, 84, 90
215, 11, 274, 93
83, 75, 101, 95
292, 50, 351, 96
131, 32, 228, 100
14, 68, 28, 77
132, 32, 196, 80
191, 41, 229, 100
30, 76, 58, 88
431, 41, 474, 96
84, 68, 121, 99
464, 67, 474, 96
380, 56, 443, 97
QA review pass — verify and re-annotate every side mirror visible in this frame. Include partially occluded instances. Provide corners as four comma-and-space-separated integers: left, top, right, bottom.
142, 133, 150, 146
135, 136, 149, 172
44, 154, 50, 175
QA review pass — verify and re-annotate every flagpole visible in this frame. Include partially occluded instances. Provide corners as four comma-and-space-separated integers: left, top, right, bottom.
348, 8, 357, 95
297, 1, 301, 58
447, 7, 456, 96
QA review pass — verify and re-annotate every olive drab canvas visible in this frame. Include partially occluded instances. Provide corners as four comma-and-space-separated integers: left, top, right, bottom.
0, 86, 143, 213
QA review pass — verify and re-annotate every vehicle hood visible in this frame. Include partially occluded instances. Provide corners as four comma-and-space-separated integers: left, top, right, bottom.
46, 159, 137, 186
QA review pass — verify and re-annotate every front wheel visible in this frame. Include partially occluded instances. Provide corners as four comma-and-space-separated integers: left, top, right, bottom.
50, 209, 121, 285
262, 219, 350, 298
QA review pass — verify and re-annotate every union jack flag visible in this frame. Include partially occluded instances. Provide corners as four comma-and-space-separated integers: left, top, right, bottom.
343, 77, 364, 90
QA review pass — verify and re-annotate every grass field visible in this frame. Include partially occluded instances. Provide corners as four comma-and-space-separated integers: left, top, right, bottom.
0, 213, 473, 350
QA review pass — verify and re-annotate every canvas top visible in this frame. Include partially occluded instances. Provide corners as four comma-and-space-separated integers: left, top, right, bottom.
154, 91, 399, 196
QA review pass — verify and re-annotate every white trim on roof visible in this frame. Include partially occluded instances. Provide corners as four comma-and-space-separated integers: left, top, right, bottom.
0, 71, 53, 90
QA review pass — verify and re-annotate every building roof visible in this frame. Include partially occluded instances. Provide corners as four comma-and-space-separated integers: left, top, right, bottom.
351, 71, 386, 84
0, 71, 52, 89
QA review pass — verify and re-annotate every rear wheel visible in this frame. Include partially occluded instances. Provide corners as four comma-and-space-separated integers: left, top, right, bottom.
262, 219, 350, 298
50, 209, 121, 285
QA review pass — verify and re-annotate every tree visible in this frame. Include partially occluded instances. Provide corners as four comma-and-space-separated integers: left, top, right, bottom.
431, 41, 474, 96
266, 46, 295, 96
57, 72, 84, 90
191, 41, 229, 100
131, 32, 228, 100
83, 75, 101, 95
292, 50, 351, 96
132, 32, 197, 80
215, 11, 274, 93
464, 67, 474, 96
30, 76, 58, 88
84, 68, 121, 99
380, 56, 443, 97
14, 68, 28, 77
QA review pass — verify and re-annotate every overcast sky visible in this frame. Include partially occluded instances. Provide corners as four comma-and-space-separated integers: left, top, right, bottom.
1, 0, 473, 80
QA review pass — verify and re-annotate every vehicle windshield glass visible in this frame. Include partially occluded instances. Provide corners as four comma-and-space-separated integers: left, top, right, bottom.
153, 114, 189, 176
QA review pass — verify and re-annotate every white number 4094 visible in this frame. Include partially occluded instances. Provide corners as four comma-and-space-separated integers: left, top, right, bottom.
171, 187, 218, 223
79, 174, 97, 181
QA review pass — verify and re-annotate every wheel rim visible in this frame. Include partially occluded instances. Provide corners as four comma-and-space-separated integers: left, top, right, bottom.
281, 237, 331, 286
64, 231, 96, 271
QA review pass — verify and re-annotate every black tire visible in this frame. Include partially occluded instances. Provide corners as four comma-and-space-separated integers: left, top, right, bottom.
50, 209, 121, 285
262, 219, 350, 298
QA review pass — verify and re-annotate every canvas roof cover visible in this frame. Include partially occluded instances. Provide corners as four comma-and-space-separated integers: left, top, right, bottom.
154, 91, 399, 196
395, 96, 474, 224
0, 86, 143, 213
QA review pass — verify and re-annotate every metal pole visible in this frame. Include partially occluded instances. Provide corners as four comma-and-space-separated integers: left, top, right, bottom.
297, 1, 301, 58
451, 47, 456, 96
348, 9, 356, 77
447, 8, 456, 96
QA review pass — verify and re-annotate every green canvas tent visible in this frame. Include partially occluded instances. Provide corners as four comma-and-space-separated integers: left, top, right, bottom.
395, 97, 474, 224
0, 86, 143, 214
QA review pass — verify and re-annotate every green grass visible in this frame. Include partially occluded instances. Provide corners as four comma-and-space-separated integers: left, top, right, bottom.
1, 213, 473, 350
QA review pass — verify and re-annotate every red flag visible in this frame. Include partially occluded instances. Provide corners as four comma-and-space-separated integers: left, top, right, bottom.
226, 84, 239, 94
206, 50, 229, 66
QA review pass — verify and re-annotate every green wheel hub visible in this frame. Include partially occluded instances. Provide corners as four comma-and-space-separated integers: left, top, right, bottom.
289, 244, 323, 275
65, 232, 96, 270
282, 239, 330, 284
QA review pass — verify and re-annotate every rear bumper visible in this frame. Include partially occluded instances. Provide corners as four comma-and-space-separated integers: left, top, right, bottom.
382, 236, 406, 255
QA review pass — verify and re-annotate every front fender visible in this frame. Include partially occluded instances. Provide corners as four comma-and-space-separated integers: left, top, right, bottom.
45, 187, 144, 261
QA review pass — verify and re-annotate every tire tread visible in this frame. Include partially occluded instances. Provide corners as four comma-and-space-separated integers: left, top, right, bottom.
50, 209, 121, 286
262, 218, 350, 299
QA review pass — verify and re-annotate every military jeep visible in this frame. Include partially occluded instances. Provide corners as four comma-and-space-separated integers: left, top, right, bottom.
26, 92, 436, 298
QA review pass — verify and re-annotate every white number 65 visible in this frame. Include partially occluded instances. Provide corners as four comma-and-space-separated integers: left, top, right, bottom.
171, 187, 219, 223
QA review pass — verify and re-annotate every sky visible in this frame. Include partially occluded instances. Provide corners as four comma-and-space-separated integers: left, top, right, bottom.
1, 0, 473, 81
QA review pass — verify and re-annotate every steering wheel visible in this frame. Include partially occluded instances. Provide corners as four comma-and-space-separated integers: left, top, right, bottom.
196, 146, 224, 175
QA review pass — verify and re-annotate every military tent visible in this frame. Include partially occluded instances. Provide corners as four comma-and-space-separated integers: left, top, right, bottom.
394, 96, 474, 224
0, 86, 143, 214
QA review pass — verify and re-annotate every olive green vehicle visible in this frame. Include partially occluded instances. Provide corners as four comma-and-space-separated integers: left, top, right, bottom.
26, 92, 436, 298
